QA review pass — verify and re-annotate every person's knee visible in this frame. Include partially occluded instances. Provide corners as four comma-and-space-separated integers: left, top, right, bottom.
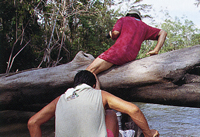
86, 57, 113, 74
86, 58, 102, 73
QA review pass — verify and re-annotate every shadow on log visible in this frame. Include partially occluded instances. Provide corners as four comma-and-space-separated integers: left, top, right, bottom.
0, 45, 200, 110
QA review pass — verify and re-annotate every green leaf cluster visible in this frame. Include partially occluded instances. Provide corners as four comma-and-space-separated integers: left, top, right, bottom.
137, 16, 200, 59
0, 0, 45, 73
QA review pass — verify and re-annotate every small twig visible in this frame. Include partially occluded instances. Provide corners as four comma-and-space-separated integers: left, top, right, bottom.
6, 35, 22, 73
7, 40, 31, 73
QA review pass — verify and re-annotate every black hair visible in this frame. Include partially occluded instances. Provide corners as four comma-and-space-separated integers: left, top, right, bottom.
73, 70, 96, 87
126, 13, 141, 20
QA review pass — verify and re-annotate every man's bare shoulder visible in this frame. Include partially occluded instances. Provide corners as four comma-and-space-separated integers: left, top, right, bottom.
101, 90, 112, 96
101, 90, 121, 101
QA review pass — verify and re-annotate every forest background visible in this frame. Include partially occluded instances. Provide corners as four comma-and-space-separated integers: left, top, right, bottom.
0, 0, 200, 74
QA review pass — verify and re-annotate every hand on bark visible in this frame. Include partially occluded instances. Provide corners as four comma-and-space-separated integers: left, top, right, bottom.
146, 50, 158, 56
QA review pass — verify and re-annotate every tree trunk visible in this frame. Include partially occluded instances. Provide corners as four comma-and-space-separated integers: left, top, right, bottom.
0, 45, 200, 110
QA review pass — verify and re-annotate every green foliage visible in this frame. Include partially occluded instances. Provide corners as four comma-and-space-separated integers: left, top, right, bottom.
161, 17, 200, 50
36, 0, 121, 68
137, 16, 200, 59
70, 2, 118, 58
0, 0, 45, 73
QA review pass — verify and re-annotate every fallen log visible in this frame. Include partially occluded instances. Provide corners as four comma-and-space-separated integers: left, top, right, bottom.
0, 45, 199, 110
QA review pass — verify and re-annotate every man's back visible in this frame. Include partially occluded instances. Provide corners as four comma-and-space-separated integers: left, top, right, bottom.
28, 70, 160, 137
55, 84, 107, 137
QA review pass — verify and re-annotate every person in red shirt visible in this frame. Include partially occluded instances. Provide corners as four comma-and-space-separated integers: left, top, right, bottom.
86, 8, 167, 74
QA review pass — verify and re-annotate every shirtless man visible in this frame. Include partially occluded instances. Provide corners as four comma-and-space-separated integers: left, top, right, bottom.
28, 70, 159, 137
86, 8, 167, 74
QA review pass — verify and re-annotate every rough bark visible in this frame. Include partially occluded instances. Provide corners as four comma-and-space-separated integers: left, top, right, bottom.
0, 45, 199, 110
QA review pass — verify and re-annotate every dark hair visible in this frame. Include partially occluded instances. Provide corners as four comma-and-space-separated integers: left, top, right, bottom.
126, 13, 141, 20
73, 70, 96, 87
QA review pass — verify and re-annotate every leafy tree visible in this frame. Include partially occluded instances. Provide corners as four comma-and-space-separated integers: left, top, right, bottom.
0, 0, 45, 73
137, 15, 200, 59
37, 0, 121, 68
160, 17, 200, 51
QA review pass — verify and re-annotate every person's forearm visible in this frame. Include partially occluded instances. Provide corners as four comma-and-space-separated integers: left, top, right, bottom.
129, 108, 152, 137
153, 30, 167, 53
